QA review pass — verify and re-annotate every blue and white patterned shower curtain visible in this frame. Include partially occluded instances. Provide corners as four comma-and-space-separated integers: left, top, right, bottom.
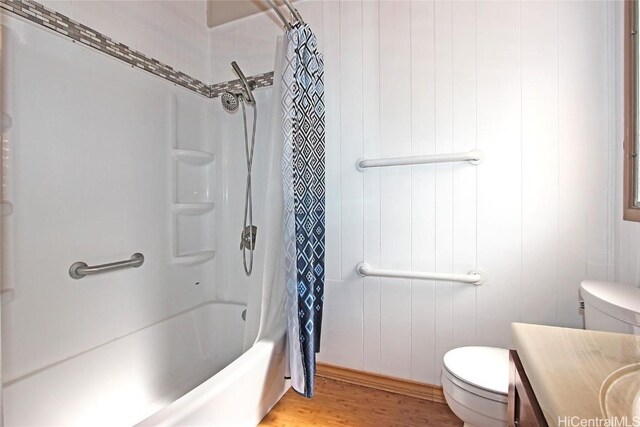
281, 22, 325, 398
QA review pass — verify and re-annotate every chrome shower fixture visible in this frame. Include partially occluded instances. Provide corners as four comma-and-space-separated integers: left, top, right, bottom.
240, 225, 257, 250
222, 60, 259, 276
231, 61, 256, 105
221, 91, 240, 113
220, 61, 255, 113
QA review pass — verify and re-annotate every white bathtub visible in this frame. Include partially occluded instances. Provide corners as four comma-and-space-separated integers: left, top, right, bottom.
3, 301, 288, 426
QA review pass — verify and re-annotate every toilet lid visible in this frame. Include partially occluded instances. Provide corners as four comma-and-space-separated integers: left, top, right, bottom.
442, 346, 509, 395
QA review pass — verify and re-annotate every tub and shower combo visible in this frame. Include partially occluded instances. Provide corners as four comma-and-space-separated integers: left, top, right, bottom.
0, 0, 323, 425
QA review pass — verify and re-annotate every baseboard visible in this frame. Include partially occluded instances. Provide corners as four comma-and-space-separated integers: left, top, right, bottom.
316, 363, 446, 404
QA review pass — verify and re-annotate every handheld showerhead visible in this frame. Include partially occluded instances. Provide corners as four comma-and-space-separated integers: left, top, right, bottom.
221, 91, 240, 113
231, 61, 256, 105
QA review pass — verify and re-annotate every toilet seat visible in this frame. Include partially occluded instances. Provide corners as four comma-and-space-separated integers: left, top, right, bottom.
441, 346, 510, 427
442, 365, 507, 403
442, 346, 509, 399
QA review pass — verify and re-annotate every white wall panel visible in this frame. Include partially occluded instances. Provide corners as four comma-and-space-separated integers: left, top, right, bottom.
584, 1, 612, 283
322, 0, 342, 283
231, 12, 278, 79
451, 0, 478, 352
433, 0, 455, 382
317, 278, 364, 369
339, 0, 363, 283
379, 0, 413, 379
362, 0, 382, 374
558, 1, 591, 328
209, 24, 236, 84
409, 0, 437, 384
475, 0, 522, 349
520, 1, 559, 326
318, 0, 365, 370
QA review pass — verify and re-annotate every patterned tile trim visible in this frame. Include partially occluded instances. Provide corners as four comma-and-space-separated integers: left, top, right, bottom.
0, 0, 275, 98
210, 71, 275, 98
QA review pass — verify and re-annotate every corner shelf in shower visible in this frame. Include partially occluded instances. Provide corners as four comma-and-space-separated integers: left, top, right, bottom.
171, 204, 216, 266
173, 251, 216, 266
173, 202, 215, 215
171, 150, 215, 266
172, 149, 215, 165
170, 95, 216, 267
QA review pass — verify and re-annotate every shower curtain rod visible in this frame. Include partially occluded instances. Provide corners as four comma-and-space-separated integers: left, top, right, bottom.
265, 0, 305, 30
281, 0, 305, 24
264, 0, 291, 29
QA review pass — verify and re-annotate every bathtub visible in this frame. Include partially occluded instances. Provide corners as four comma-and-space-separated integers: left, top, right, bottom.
3, 301, 288, 426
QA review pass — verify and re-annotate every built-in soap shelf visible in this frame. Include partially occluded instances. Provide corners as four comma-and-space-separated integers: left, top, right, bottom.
173, 202, 215, 215
173, 148, 214, 204
172, 149, 214, 166
171, 202, 216, 266
171, 147, 215, 266
173, 250, 216, 266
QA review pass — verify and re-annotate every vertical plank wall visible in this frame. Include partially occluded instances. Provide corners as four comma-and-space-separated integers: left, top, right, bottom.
210, 0, 615, 385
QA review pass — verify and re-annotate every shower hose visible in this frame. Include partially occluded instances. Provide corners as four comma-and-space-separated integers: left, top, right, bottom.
240, 95, 257, 276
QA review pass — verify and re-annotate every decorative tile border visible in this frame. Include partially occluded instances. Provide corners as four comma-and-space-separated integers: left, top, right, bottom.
0, 0, 275, 99
210, 71, 275, 98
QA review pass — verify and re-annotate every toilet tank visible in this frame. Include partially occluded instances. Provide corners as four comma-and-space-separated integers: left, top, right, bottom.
580, 281, 640, 335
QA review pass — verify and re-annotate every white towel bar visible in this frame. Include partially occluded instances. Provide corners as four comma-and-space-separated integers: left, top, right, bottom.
356, 149, 483, 171
356, 263, 485, 285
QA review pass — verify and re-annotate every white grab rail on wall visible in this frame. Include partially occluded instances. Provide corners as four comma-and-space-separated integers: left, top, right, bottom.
356, 149, 483, 171
356, 263, 485, 285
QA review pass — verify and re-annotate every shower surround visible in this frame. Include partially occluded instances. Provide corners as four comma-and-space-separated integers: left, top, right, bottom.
0, 0, 289, 424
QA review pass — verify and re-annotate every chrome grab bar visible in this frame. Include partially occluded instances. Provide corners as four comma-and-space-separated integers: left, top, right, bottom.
69, 253, 144, 280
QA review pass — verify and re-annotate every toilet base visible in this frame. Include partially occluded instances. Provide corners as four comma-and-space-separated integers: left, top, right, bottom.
442, 371, 508, 427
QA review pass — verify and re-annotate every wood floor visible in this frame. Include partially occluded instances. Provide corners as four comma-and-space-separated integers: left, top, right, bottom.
259, 377, 462, 426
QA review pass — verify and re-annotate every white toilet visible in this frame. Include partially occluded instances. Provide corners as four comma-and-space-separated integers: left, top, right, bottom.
441, 280, 640, 427
441, 346, 509, 427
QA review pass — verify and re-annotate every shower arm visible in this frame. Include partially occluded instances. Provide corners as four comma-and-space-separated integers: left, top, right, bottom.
231, 61, 256, 105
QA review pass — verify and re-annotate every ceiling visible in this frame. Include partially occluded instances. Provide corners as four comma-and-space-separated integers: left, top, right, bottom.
207, 0, 298, 28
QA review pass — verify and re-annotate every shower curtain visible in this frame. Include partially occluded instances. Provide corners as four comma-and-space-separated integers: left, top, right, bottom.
281, 23, 325, 398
